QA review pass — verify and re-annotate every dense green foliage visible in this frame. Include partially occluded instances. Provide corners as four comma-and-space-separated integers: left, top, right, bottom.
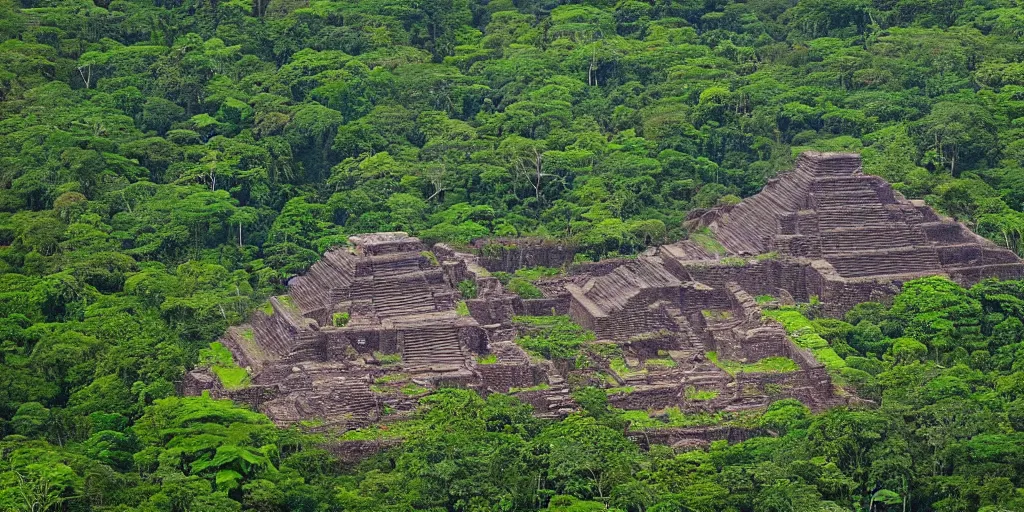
4, 0, 1024, 509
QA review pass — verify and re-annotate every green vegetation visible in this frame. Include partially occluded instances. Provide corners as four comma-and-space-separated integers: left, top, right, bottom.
400, 383, 429, 396
374, 374, 409, 385
685, 386, 721, 401
507, 277, 544, 299
240, 327, 255, 341
707, 351, 801, 375
644, 357, 677, 368
477, 353, 498, 365
457, 279, 477, 299
199, 342, 250, 389
609, 358, 647, 378
765, 307, 848, 371
420, 250, 439, 266
513, 266, 563, 281
720, 256, 749, 267
620, 407, 726, 429
259, 301, 275, 316
455, 300, 471, 316
374, 352, 402, 366
690, 228, 728, 256
4, 0, 1024, 508
702, 309, 734, 321
332, 311, 350, 327
509, 383, 551, 393
605, 386, 635, 396
513, 315, 596, 361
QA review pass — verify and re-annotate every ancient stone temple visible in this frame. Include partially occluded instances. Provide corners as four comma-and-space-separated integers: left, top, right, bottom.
184, 152, 1024, 432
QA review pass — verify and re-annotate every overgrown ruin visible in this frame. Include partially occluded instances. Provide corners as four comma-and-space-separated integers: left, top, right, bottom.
184, 152, 1024, 437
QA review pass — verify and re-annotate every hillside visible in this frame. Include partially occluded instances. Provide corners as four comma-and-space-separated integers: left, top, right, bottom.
3, 0, 1024, 510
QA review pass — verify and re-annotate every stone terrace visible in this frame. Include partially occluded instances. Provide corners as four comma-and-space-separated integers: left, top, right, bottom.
185, 152, 1024, 433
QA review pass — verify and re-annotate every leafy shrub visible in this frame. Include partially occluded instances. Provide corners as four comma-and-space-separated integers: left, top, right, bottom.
458, 279, 477, 299
507, 278, 543, 299
514, 315, 595, 360
332, 311, 350, 327
199, 342, 249, 389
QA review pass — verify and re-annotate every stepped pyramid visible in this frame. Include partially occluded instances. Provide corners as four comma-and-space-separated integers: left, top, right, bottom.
186, 232, 485, 426
568, 152, 1024, 333
666, 151, 1024, 283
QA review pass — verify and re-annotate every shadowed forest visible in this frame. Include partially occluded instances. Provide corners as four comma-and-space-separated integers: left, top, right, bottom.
2, 0, 1024, 510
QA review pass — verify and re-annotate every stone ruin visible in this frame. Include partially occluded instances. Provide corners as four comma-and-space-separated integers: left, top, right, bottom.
184, 152, 1024, 441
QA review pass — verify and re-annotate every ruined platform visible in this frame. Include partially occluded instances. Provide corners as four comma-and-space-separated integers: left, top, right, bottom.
184, 152, 1023, 433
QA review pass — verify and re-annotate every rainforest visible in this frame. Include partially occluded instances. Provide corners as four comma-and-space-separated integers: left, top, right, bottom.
2, 0, 1024, 510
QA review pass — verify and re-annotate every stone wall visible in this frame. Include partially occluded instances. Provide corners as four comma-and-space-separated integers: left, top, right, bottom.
608, 385, 681, 411
472, 238, 577, 273
516, 297, 570, 316
478, 363, 534, 392
626, 426, 765, 449
322, 438, 403, 464
568, 258, 633, 277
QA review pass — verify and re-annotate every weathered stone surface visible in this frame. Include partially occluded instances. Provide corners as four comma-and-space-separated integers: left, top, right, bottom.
187, 152, 1022, 434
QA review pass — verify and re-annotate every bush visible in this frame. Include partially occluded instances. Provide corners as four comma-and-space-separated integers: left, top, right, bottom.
458, 279, 477, 299
332, 311, 350, 327
507, 278, 543, 299
514, 315, 595, 360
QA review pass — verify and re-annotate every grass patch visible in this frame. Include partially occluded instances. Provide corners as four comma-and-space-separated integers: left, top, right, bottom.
456, 301, 470, 316
764, 307, 848, 372
421, 250, 439, 266
375, 352, 402, 366
477, 353, 498, 365
644, 357, 677, 368
685, 386, 720, 401
258, 301, 273, 315
400, 383, 429, 396
620, 407, 722, 429
755, 251, 778, 261
507, 278, 543, 299
620, 406, 764, 430
706, 351, 800, 375
691, 227, 727, 256
606, 386, 635, 396
609, 358, 647, 378
588, 342, 624, 360
199, 342, 249, 390
513, 315, 595, 361
277, 295, 300, 314
513, 266, 562, 281
340, 419, 427, 441
755, 295, 775, 304
240, 327, 254, 341
374, 374, 409, 384
510, 383, 550, 393
721, 256, 748, 267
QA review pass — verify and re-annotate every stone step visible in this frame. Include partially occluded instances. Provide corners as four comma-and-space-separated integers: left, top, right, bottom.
401, 327, 464, 365
819, 226, 926, 255
827, 247, 941, 278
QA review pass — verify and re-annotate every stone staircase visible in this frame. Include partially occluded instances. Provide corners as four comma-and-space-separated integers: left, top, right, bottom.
583, 257, 679, 313
294, 378, 379, 421
827, 247, 941, 278
819, 226, 926, 255
815, 204, 892, 229
372, 275, 436, 317
400, 326, 465, 367
289, 250, 356, 315
708, 157, 826, 255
